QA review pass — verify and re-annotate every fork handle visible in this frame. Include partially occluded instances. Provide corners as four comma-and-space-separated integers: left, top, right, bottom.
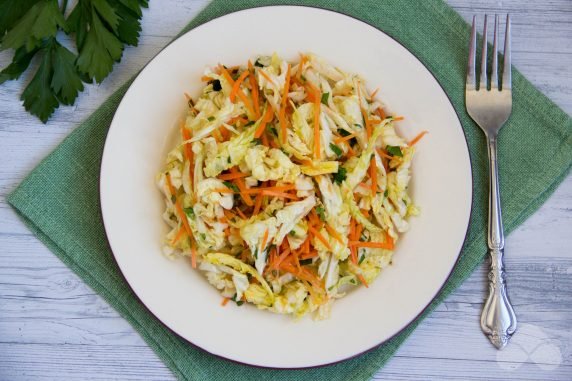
480, 136, 517, 349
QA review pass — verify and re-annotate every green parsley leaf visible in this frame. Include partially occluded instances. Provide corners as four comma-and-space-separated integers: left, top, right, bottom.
183, 207, 195, 219
0, 0, 41, 36
321, 92, 329, 105
236, 300, 244, 306
51, 42, 84, 105
329, 143, 343, 157
223, 181, 240, 193
358, 254, 366, 265
0, 46, 38, 85
386, 145, 403, 157
333, 167, 347, 185
21, 46, 59, 122
316, 205, 326, 222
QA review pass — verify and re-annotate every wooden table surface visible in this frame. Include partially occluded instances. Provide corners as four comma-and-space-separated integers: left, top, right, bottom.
1, 1, 570, 380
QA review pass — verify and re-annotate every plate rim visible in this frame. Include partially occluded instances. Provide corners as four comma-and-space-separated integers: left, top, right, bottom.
99, 4, 473, 370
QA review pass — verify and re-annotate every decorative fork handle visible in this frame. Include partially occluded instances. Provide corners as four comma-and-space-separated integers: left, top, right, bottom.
480, 137, 517, 349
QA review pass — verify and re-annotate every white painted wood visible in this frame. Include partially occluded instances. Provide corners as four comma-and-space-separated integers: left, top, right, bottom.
0, 0, 570, 380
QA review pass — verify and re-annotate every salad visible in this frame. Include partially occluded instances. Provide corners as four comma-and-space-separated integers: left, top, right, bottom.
157, 53, 426, 319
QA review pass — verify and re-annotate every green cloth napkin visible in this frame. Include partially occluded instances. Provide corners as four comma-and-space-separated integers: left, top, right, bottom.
8, 0, 571, 380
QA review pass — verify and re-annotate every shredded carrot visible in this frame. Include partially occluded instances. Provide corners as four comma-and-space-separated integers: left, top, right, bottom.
171, 226, 186, 245
261, 190, 298, 200
370, 157, 378, 195
376, 148, 393, 160
361, 107, 371, 138
325, 224, 343, 244
227, 116, 249, 125
258, 70, 276, 86
230, 70, 249, 103
253, 193, 264, 215
212, 187, 235, 194
299, 250, 318, 260
220, 65, 256, 117
212, 128, 223, 142
409, 130, 428, 146
357, 274, 369, 288
260, 228, 269, 252
221, 297, 230, 306
229, 167, 254, 206
349, 241, 394, 249
334, 132, 357, 144
346, 145, 356, 158
218, 171, 249, 181
243, 184, 296, 195
260, 131, 270, 146
235, 208, 247, 220
247, 60, 261, 118
254, 105, 274, 138
272, 248, 291, 271
201, 75, 213, 82
393, 116, 404, 121
385, 232, 395, 250
279, 64, 291, 142
165, 174, 177, 196
308, 226, 332, 250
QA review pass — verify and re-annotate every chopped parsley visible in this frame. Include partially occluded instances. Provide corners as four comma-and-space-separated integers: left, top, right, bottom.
267, 124, 278, 137
321, 92, 330, 105
207, 116, 215, 122
200, 233, 206, 241
223, 181, 240, 193
289, 230, 296, 237
245, 121, 255, 127
358, 254, 366, 265
384, 189, 389, 198
254, 59, 264, 67
253, 138, 262, 145
353, 123, 362, 129
253, 247, 258, 260
386, 145, 403, 157
316, 205, 326, 221
333, 167, 347, 185
183, 207, 195, 219
329, 143, 343, 157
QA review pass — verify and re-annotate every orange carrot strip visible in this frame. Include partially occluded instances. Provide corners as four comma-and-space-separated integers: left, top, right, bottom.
165, 174, 177, 196
261, 131, 270, 146
308, 226, 332, 250
235, 208, 247, 220
243, 184, 296, 195
201, 75, 213, 82
376, 148, 393, 160
370, 157, 378, 195
220, 66, 255, 117
357, 274, 369, 288
253, 193, 264, 215
190, 239, 197, 268
218, 172, 249, 181
230, 70, 249, 103
299, 250, 318, 260
393, 116, 404, 121
171, 226, 186, 245
279, 64, 291, 142
212, 188, 236, 194
247, 60, 261, 118
376, 107, 387, 119
325, 224, 343, 244
362, 107, 371, 138
258, 70, 276, 86
385, 232, 395, 250
409, 130, 428, 146
221, 297, 230, 306
348, 241, 394, 249
229, 167, 254, 206
254, 105, 274, 138
260, 228, 269, 251
261, 190, 298, 200
334, 133, 357, 144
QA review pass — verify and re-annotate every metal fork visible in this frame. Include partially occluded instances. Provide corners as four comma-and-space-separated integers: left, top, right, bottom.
466, 14, 517, 349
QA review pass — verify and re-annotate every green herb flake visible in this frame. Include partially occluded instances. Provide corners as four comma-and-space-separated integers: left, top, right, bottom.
236, 300, 245, 306
223, 181, 240, 193
338, 129, 351, 137
254, 247, 258, 260
353, 123, 362, 129
183, 207, 195, 219
358, 254, 366, 265
245, 121, 255, 127
200, 233, 206, 240
207, 116, 215, 122
253, 138, 262, 145
329, 143, 343, 157
254, 59, 264, 67
267, 125, 278, 137
333, 167, 347, 185
300, 74, 307, 82
384, 189, 389, 198
170, 195, 176, 203
321, 92, 330, 105
316, 205, 326, 222
289, 230, 296, 237
386, 145, 403, 157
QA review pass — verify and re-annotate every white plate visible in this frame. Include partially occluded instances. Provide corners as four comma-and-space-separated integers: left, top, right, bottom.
100, 6, 472, 369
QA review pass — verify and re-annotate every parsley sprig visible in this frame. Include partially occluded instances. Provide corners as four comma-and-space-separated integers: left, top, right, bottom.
0, 0, 148, 122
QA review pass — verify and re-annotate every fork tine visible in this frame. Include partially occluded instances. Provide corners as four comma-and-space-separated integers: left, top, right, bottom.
502, 14, 512, 90
466, 16, 477, 90
480, 15, 489, 90
491, 15, 499, 89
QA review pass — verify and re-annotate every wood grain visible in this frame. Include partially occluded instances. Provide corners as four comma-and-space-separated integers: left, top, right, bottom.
0, 0, 570, 380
